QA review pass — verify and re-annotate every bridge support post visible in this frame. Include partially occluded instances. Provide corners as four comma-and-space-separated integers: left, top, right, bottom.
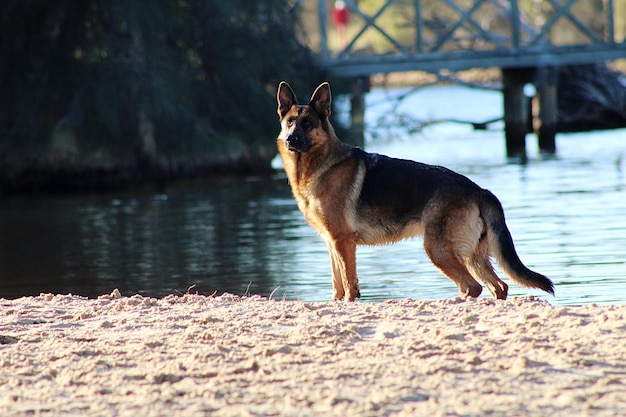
502, 67, 535, 162
349, 77, 370, 149
535, 66, 559, 156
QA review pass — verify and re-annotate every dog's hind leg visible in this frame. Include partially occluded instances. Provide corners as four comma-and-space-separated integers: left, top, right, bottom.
423, 236, 483, 298
466, 237, 508, 299
467, 257, 508, 299
423, 206, 484, 298
327, 238, 360, 301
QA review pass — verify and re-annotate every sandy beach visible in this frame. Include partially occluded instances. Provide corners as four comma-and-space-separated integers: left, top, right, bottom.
1, 291, 626, 416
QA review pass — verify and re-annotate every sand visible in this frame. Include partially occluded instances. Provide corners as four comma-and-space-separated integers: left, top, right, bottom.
1, 291, 626, 416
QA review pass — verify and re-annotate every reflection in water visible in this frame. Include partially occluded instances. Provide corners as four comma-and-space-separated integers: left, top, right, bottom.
0, 86, 624, 305
0, 177, 307, 299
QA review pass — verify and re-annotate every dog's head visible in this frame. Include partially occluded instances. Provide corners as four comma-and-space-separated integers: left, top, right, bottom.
276, 81, 332, 153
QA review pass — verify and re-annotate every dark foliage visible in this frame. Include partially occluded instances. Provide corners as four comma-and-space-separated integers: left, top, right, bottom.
558, 64, 626, 132
0, 0, 328, 190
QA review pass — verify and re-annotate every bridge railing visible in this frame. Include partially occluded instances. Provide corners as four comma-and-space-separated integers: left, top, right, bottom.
309, 0, 626, 76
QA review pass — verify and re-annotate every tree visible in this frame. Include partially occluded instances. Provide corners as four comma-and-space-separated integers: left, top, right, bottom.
0, 0, 326, 190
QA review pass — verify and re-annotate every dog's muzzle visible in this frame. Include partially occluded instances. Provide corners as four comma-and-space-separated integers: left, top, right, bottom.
286, 132, 311, 153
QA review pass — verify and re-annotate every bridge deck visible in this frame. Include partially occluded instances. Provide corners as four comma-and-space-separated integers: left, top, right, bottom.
311, 0, 626, 77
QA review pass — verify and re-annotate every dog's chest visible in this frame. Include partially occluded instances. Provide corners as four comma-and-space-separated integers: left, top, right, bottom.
291, 194, 331, 242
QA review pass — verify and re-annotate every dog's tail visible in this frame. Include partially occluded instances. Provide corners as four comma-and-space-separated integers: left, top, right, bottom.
481, 190, 554, 295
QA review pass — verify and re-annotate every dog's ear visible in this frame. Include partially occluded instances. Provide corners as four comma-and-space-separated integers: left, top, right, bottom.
309, 82, 331, 121
277, 81, 298, 119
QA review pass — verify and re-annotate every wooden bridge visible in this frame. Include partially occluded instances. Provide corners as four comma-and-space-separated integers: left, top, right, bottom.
300, 0, 626, 160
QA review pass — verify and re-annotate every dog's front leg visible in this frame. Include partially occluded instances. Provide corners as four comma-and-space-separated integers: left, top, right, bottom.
327, 239, 360, 301
327, 243, 345, 301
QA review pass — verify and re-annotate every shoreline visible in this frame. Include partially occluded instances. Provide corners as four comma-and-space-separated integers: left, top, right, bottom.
2, 291, 626, 416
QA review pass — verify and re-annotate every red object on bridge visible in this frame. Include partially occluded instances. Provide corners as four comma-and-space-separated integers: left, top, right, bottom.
332, 1, 349, 27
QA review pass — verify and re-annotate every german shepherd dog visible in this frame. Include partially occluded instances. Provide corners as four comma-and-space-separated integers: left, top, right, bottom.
276, 81, 554, 301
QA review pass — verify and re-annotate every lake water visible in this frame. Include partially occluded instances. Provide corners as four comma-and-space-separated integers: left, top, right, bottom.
0, 86, 624, 305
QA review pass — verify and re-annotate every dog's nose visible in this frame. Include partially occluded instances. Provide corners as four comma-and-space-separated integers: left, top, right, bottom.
286, 133, 309, 152
287, 132, 301, 144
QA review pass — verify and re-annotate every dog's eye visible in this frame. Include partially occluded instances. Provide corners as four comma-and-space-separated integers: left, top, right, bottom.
286, 118, 295, 127
302, 120, 312, 130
